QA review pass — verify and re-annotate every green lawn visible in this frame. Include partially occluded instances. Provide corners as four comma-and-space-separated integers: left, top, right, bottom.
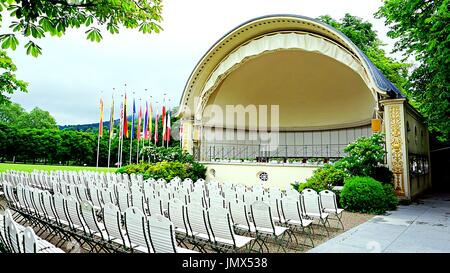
0, 163, 116, 173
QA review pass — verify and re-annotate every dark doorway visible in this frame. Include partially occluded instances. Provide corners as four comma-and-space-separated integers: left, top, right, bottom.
430, 136, 450, 192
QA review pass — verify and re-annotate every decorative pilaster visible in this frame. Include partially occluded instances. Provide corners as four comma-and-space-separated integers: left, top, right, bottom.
381, 99, 410, 198
181, 118, 194, 154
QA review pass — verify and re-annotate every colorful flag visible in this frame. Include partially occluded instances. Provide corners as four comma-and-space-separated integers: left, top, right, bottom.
137, 104, 142, 141
109, 96, 115, 139
162, 113, 167, 142
166, 110, 171, 142
161, 101, 166, 141
99, 97, 104, 137
148, 102, 153, 141
131, 98, 136, 139
119, 102, 124, 139
143, 102, 148, 139
154, 107, 159, 144
123, 93, 128, 138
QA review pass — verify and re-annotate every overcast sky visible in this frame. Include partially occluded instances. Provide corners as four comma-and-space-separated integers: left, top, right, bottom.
6, 0, 397, 125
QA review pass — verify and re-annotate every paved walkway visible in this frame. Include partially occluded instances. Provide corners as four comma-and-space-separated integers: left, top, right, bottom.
309, 193, 450, 253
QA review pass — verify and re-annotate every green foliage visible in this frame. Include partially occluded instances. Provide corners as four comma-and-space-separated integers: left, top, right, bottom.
340, 176, 394, 214
17, 107, 58, 129
297, 163, 348, 192
376, 0, 450, 141
140, 145, 193, 163
373, 166, 394, 185
0, 103, 57, 129
117, 160, 206, 181
341, 133, 386, 177
0, 0, 163, 103
383, 183, 399, 211
0, 50, 28, 104
318, 14, 410, 94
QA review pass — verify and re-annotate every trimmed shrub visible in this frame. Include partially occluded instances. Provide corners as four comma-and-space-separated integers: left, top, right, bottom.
340, 176, 393, 214
342, 133, 387, 177
373, 166, 394, 185
296, 163, 348, 192
383, 183, 399, 210
116, 160, 206, 181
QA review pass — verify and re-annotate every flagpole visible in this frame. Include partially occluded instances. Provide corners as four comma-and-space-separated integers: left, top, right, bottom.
148, 95, 153, 148
117, 93, 124, 168
107, 89, 115, 169
96, 92, 103, 168
120, 84, 127, 167
142, 89, 147, 152
161, 93, 166, 147
166, 100, 171, 148
129, 92, 135, 165
136, 98, 141, 163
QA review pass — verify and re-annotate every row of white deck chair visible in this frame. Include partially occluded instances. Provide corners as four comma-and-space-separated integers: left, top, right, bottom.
0, 209, 64, 253
2, 182, 196, 253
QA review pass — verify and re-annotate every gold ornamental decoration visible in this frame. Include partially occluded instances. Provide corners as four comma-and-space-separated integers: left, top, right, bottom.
389, 105, 405, 196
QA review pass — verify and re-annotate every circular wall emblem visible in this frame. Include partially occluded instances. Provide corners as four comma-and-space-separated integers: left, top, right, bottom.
258, 172, 268, 182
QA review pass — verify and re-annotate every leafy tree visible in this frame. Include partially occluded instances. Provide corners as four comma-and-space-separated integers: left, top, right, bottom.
0, 0, 163, 103
17, 107, 58, 129
0, 50, 28, 103
376, 0, 450, 141
0, 102, 26, 123
318, 14, 410, 94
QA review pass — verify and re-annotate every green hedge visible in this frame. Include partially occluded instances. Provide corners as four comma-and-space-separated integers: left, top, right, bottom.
117, 160, 206, 182
340, 176, 397, 214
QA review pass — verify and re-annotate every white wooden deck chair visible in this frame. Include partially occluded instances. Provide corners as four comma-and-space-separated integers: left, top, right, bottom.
147, 214, 197, 253
102, 202, 130, 250
301, 189, 330, 236
235, 184, 246, 202
41, 191, 59, 225
60, 182, 70, 196
188, 193, 207, 208
116, 185, 130, 212
208, 195, 227, 209
23, 226, 64, 253
16, 183, 28, 212
167, 198, 193, 245
228, 199, 255, 234
156, 178, 166, 184
65, 196, 88, 234
280, 196, 314, 248
124, 207, 152, 253
100, 188, 115, 205
76, 185, 91, 203
0, 212, 10, 252
207, 207, 254, 253
143, 183, 154, 200
53, 192, 72, 228
252, 185, 266, 201
185, 203, 213, 252
250, 201, 290, 253
5, 213, 23, 253
79, 201, 109, 249
223, 187, 237, 201
25, 186, 41, 217
89, 187, 103, 210
131, 192, 148, 216
267, 194, 285, 224
319, 190, 344, 229
158, 187, 170, 212
3, 182, 18, 209
32, 189, 46, 218
147, 195, 163, 216
285, 187, 300, 199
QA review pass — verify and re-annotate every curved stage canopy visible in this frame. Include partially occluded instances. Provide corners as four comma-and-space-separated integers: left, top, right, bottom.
178, 14, 403, 130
